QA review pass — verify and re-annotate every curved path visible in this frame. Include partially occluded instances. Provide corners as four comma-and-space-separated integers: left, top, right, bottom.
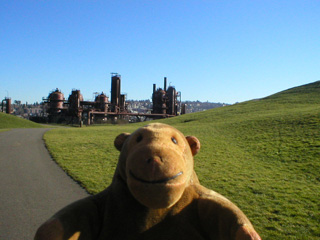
0, 128, 88, 240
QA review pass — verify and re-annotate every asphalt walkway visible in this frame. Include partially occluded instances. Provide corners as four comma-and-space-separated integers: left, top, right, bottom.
0, 128, 88, 240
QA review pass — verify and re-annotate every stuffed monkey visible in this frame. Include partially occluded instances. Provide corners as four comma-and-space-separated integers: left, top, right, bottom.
35, 123, 261, 240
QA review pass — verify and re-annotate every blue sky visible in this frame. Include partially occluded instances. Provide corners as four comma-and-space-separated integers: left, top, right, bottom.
1, 0, 319, 104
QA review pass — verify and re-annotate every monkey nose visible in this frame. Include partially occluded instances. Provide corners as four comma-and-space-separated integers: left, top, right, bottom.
147, 156, 163, 164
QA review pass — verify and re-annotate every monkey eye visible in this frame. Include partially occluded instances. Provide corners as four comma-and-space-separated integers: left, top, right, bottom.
136, 135, 143, 143
171, 137, 178, 144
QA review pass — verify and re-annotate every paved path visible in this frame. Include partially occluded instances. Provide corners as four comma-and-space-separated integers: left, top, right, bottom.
0, 128, 89, 240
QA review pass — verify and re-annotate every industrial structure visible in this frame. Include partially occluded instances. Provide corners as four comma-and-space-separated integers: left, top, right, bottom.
44, 74, 183, 125
1, 97, 12, 114
152, 77, 181, 116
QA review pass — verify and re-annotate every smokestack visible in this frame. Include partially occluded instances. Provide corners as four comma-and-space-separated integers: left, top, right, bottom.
5, 98, 11, 114
111, 74, 121, 107
164, 77, 167, 91
153, 84, 156, 93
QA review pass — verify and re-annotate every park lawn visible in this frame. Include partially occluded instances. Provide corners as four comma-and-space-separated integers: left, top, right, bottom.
44, 81, 320, 240
0, 112, 44, 129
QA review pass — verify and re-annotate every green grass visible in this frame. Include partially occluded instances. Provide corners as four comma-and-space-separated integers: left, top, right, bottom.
0, 112, 44, 129
44, 81, 320, 239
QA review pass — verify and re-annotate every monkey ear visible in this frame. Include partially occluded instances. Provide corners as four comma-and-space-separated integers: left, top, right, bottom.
186, 136, 201, 156
114, 133, 130, 151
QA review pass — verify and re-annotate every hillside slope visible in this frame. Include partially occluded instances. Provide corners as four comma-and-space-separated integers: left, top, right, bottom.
44, 81, 320, 239
164, 81, 320, 239
0, 112, 44, 129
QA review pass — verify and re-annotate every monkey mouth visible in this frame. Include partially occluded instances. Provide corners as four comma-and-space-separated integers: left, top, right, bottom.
129, 171, 183, 184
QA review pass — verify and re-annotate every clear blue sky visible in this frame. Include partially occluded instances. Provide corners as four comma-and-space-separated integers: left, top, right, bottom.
1, 0, 319, 104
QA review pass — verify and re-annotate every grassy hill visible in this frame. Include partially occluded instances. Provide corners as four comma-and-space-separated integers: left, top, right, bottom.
0, 112, 44, 129
44, 81, 320, 239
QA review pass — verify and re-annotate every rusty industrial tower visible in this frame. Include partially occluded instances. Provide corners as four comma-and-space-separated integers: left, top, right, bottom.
44, 74, 183, 125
